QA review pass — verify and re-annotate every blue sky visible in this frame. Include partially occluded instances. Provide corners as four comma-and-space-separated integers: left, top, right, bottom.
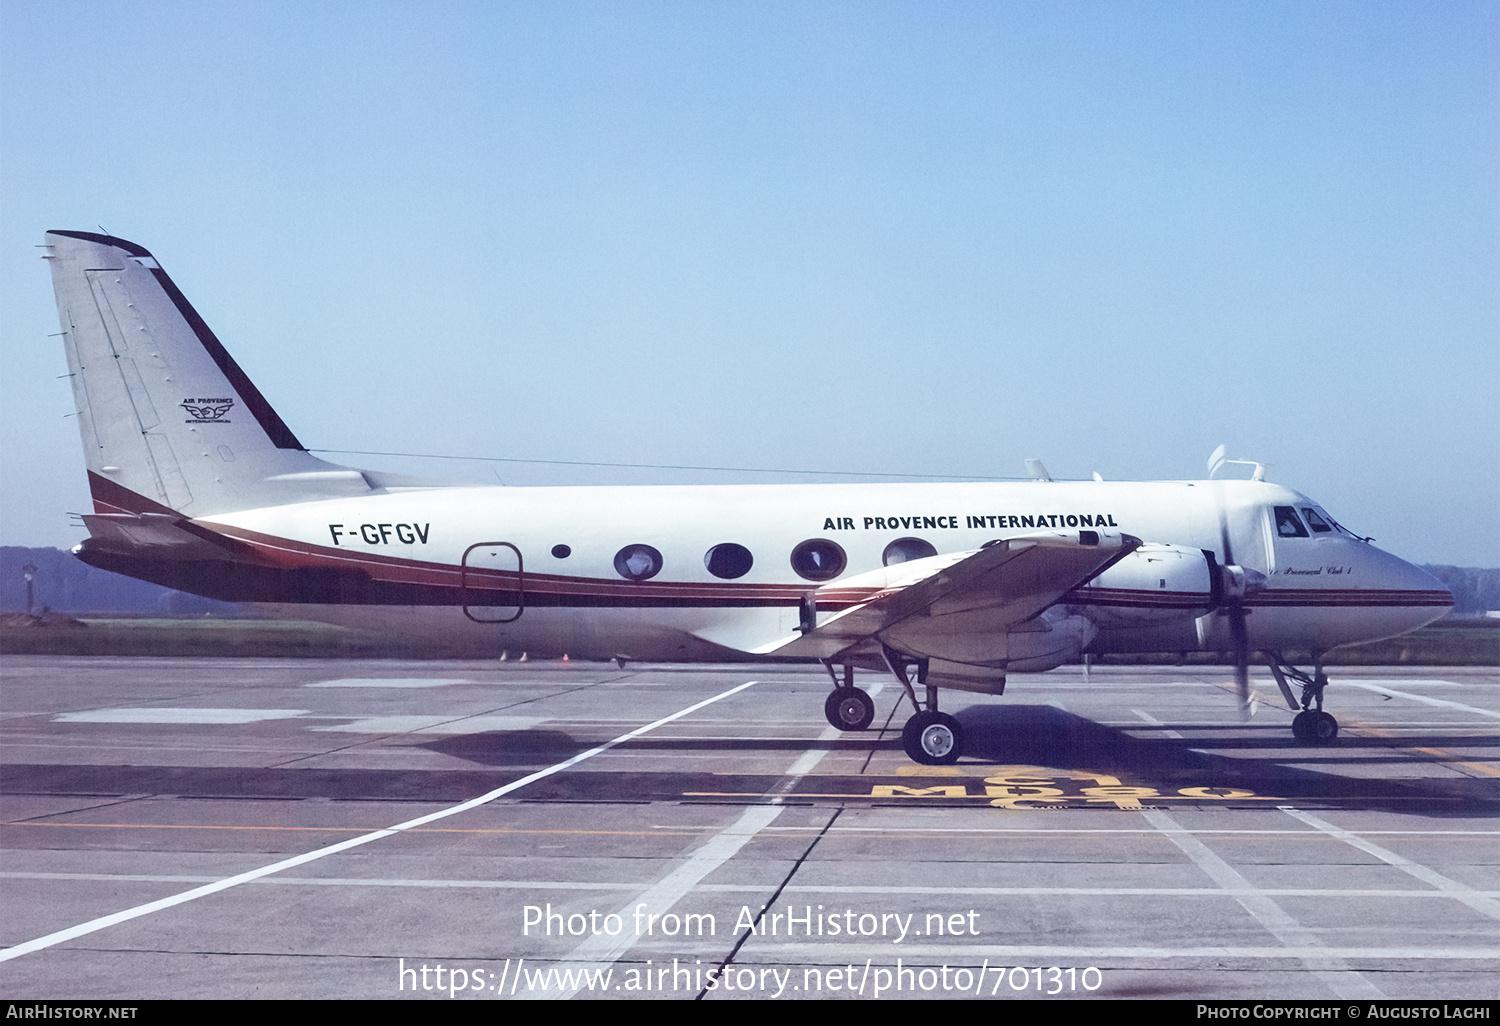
2, 1, 1496, 566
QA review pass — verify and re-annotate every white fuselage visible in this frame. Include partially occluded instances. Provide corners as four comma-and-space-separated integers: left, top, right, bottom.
201, 476, 1448, 665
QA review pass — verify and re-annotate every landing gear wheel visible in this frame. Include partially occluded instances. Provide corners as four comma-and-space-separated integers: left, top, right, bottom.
902, 710, 964, 765
1292, 709, 1339, 744
1291, 710, 1315, 742
1312, 710, 1338, 743
824, 688, 875, 731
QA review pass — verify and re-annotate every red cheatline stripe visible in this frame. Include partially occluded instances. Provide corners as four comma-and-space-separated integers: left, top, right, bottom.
223, 526, 1459, 611
83, 478, 1454, 612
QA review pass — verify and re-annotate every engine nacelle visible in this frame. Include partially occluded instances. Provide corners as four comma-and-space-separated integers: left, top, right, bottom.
881, 605, 1097, 682
1070, 543, 1217, 629
1003, 608, 1097, 672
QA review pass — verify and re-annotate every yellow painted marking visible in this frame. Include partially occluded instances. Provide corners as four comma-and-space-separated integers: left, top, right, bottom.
1413, 748, 1500, 778
1345, 721, 1499, 780
896, 763, 1051, 777
889, 768, 1284, 806
1079, 786, 1159, 809
681, 788, 1288, 802
894, 765, 967, 776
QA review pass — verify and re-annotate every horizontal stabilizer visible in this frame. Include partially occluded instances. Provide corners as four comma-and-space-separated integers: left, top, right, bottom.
78, 512, 252, 561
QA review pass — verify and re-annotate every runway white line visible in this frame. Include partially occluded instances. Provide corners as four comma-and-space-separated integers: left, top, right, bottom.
544, 726, 842, 999
6, 873, 1496, 900
543, 805, 783, 1000
1280, 807, 1500, 921
808, 826, 1498, 836
1335, 679, 1469, 689
781, 725, 842, 782
309, 714, 546, 733
54, 708, 310, 724
1342, 682, 1500, 718
1140, 808, 1383, 999
1131, 709, 1185, 739
307, 678, 473, 688
0, 679, 760, 965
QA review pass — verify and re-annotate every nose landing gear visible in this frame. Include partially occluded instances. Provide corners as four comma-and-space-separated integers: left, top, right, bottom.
1269, 653, 1339, 745
1291, 708, 1339, 744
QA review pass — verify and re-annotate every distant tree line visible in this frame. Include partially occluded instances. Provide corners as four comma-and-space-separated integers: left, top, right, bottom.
1421, 565, 1500, 616
1, 546, 239, 615
3, 545, 1497, 616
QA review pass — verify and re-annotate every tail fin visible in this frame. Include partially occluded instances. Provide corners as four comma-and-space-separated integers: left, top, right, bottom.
44, 231, 390, 516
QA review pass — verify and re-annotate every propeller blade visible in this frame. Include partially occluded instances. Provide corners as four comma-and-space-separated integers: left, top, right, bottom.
1216, 486, 1236, 570
1215, 478, 1251, 719
1207, 443, 1227, 478
1230, 603, 1251, 720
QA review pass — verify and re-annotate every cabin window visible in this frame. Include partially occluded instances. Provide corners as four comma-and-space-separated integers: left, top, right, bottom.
790, 538, 847, 582
882, 537, 937, 566
613, 543, 663, 581
704, 542, 754, 579
1300, 508, 1333, 533
1274, 506, 1309, 538
551, 544, 572, 558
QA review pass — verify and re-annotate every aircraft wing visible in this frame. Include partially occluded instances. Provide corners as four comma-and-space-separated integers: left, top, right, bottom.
756, 530, 1140, 660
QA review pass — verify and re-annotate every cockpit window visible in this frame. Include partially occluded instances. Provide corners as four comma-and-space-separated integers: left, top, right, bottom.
1274, 506, 1309, 538
1300, 507, 1333, 533
1310, 505, 1359, 538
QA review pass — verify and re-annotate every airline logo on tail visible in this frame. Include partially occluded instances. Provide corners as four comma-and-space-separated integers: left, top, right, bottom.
181, 398, 235, 422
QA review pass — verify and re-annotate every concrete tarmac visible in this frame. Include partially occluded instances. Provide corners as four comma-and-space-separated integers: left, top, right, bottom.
1, 656, 1495, 1000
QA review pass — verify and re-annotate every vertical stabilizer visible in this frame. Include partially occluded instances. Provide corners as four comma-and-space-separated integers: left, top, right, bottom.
44, 231, 379, 515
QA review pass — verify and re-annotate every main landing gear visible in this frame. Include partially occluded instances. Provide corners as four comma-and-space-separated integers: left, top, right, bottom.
884, 647, 964, 765
820, 656, 966, 765
902, 709, 964, 765
1268, 653, 1339, 745
821, 661, 875, 731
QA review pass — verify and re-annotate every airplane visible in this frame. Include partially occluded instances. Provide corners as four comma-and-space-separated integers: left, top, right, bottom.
38, 230, 1453, 764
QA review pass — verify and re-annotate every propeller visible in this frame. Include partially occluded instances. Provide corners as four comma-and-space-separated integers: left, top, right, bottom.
1209, 446, 1265, 720
1218, 498, 1252, 719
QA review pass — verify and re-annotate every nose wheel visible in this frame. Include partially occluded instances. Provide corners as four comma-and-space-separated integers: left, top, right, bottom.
1291, 709, 1339, 744
1269, 653, 1340, 746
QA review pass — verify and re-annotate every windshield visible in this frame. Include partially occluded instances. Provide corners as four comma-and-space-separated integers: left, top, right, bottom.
1306, 504, 1359, 538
